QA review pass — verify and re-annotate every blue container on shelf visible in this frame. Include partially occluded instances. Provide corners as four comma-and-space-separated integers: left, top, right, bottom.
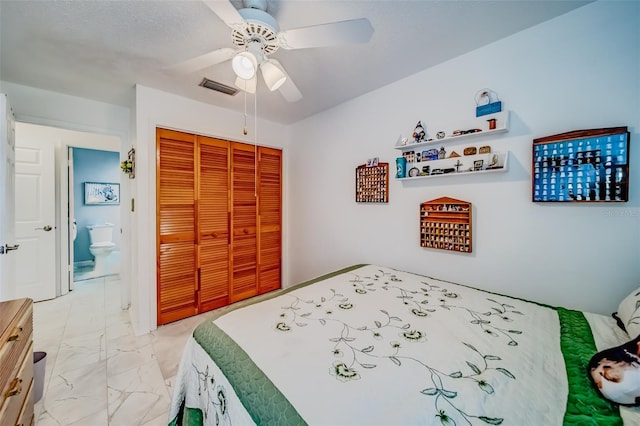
476, 101, 502, 117
396, 157, 407, 178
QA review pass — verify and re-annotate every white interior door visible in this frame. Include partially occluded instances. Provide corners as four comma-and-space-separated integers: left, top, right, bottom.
14, 130, 56, 301
0, 94, 17, 301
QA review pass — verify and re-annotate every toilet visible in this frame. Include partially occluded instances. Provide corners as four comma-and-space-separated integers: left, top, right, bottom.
87, 223, 116, 275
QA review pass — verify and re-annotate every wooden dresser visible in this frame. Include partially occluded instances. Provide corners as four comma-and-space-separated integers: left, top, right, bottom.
0, 298, 34, 426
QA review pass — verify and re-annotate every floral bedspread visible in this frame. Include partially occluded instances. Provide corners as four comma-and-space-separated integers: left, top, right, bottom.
169, 264, 618, 425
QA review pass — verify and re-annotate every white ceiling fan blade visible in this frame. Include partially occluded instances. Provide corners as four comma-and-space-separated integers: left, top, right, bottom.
165, 47, 236, 74
202, 0, 246, 30
269, 59, 302, 102
278, 18, 374, 50
278, 78, 302, 103
235, 75, 257, 94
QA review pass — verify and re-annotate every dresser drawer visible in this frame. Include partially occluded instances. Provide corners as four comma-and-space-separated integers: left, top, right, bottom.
0, 340, 33, 425
0, 301, 33, 395
0, 299, 34, 426
16, 377, 34, 426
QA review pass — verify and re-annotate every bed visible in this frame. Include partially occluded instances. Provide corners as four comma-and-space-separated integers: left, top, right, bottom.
168, 264, 640, 425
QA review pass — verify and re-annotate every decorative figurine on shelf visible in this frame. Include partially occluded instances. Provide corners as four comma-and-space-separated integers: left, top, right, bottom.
436, 131, 445, 139
487, 154, 502, 169
454, 160, 462, 172
412, 121, 426, 143
438, 146, 446, 159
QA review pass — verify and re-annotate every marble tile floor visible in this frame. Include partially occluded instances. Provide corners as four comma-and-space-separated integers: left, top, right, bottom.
33, 275, 211, 426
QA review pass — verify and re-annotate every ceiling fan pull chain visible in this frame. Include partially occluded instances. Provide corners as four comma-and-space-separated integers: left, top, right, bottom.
243, 86, 248, 135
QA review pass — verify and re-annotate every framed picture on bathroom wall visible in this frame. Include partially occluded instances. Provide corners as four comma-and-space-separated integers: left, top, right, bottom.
84, 182, 120, 205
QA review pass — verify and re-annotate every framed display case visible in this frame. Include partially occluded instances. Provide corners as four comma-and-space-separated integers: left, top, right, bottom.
532, 127, 629, 202
356, 162, 389, 203
420, 197, 472, 252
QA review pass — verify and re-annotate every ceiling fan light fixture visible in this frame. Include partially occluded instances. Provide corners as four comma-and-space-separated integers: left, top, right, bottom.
235, 75, 257, 94
232, 51, 258, 79
260, 60, 287, 91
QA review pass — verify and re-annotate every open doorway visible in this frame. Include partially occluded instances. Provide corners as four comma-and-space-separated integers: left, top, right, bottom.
70, 147, 121, 282
14, 122, 123, 301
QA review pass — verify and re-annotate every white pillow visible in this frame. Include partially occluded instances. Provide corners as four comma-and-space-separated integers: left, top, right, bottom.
617, 287, 640, 338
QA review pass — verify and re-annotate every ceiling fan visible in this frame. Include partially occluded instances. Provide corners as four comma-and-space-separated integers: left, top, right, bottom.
167, 0, 374, 102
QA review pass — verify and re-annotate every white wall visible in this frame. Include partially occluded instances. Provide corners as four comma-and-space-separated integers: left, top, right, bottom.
132, 85, 290, 334
0, 82, 130, 139
287, 1, 640, 315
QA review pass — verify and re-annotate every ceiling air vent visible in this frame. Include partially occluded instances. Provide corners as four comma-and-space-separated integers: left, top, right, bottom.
198, 78, 238, 96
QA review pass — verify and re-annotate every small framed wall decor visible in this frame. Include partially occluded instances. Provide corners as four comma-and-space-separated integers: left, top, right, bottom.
356, 162, 389, 203
84, 182, 120, 205
532, 127, 629, 202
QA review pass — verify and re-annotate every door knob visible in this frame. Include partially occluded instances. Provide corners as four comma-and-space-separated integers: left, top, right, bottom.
35, 225, 53, 231
0, 244, 19, 254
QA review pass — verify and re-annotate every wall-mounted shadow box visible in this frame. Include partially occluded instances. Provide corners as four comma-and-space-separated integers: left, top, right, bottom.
532, 127, 629, 202
420, 197, 472, 253
355, 162, 389, 203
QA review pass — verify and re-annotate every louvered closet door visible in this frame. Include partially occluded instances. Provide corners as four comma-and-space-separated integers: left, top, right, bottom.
198, 136, 231, 311
230, 143, 258, 302
157, 128, 197, 325
258, 147, 282, 294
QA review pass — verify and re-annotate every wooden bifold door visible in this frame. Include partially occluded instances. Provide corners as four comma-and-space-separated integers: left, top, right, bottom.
156, 128, 282, 325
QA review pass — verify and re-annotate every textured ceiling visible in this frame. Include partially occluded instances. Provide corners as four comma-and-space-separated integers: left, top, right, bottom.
0, 0, 590, 124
